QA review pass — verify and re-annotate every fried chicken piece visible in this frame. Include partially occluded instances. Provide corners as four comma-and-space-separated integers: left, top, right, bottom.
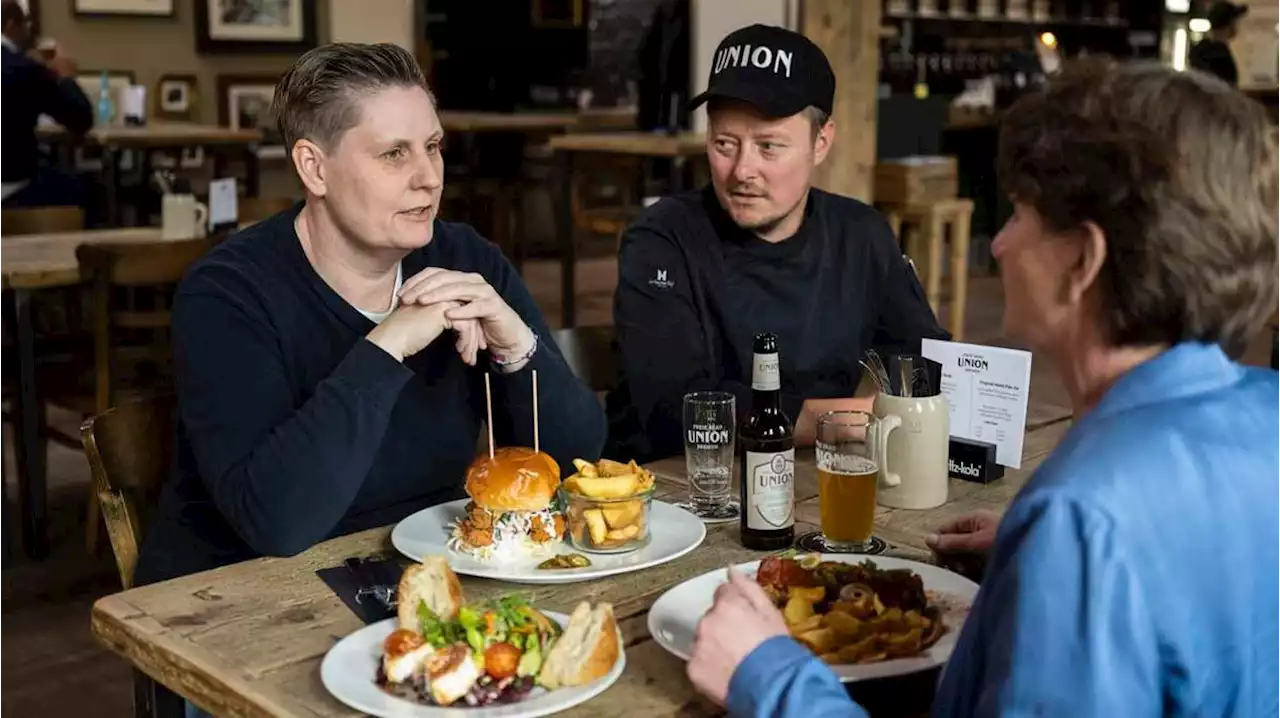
463, 524, 494, 547
530, 515, 553, 543
467, 505, 494, 531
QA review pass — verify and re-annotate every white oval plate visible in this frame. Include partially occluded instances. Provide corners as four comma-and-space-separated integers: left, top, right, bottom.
647, 554, 978, 682
321, 612, 625, 718
392, 499, 707, 585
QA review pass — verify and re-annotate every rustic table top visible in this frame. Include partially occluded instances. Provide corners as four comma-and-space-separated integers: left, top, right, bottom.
2, 226, 169, 290
90, 411, 1074, 717
38, 121, 263, 147
548, 131, 708, 157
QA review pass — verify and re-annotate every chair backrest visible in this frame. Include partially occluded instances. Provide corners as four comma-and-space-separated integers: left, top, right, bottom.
552, 325, 618, 394
2, 206, 85, 236
77, 237, 217, 411
80, 394, 176, 589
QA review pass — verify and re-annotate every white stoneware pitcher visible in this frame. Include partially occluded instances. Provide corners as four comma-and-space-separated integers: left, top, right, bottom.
873, 393, 950, 509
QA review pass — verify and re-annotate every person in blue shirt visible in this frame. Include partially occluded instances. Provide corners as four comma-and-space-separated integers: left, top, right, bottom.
687, 59, 1278, 717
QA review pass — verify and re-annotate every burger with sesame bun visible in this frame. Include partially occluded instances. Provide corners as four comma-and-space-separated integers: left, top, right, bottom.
450, 447, 566, 562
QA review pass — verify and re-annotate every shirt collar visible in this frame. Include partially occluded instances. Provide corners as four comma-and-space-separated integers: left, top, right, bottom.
1, 36, 18, 53
1090, 341, 1242, 422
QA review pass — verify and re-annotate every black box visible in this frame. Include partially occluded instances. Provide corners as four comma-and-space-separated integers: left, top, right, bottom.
948, 436, 1005, 483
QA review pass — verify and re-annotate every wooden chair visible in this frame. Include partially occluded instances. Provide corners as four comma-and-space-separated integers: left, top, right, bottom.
74, 237, 216, 554
552, 325, 618, 394
80, 395, 175, 589
1, 206, 85, 236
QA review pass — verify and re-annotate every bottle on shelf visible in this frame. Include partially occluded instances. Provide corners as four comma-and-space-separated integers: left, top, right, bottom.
738, 332, 796, 551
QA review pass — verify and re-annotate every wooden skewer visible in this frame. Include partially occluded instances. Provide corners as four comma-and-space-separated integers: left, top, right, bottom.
532, 369, 540, 454
484, 372, 495, 460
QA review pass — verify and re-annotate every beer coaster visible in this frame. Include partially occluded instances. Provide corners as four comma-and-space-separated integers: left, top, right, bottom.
794, 531, 887, 556
673, 501, 740, 524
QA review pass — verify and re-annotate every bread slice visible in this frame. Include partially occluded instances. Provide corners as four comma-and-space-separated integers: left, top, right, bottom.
537, 602, 620, 689
397, 556, 465, 633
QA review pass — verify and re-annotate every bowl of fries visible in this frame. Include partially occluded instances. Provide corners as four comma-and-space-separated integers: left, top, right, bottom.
560, 458, 657, 554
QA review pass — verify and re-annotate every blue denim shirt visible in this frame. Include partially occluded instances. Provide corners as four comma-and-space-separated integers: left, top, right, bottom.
728, 343, 1279, 718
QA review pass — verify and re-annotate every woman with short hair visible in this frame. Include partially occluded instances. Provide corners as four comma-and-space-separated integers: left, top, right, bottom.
134, 43, 606, 584
687, 59, 1279, 718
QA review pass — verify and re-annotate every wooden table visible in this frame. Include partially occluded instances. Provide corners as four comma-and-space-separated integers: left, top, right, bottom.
435, 110, 637, 278
91, 411, 1073, 717
2, 227, 225, 558
37, 122, 265, 226
546, 131, 706, 327
440, 108, 636, 134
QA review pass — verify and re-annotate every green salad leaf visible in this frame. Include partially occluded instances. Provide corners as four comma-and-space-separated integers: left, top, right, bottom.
418, 601, 465, 648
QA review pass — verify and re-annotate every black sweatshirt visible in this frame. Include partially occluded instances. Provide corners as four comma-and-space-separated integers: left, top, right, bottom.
604, 186, 949, 462
134, 206, 606, 584
1, 44, 93, 183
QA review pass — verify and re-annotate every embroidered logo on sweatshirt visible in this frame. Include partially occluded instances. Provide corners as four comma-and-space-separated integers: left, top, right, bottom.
649, 269, 675, 290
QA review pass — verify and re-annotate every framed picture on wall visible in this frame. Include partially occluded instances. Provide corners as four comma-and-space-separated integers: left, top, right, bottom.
196, 0, 317, 54
218, 74, 285, 159
156, 74, 198, 121
74, 0, 174, 16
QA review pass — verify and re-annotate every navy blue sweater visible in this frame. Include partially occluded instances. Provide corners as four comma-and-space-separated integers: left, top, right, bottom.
134, 206, 606, 583
1, 44, 92, 183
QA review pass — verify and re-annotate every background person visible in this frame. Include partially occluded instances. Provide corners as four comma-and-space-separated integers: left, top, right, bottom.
1189, 0, 1248, 86
1, 0, 91, 208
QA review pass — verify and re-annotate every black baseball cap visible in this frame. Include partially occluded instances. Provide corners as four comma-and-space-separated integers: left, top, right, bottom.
1208, 1, 1247, 28
687, 24, 836, 119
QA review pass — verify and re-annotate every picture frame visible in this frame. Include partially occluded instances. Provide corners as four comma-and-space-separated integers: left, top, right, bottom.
196, 0, 317, 54
156, 74, 198, 121
217, 74, 285, 160
75, 70, 135, 125
74, 0, 174, 17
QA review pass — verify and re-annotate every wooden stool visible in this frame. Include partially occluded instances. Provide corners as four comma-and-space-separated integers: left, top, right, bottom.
882, 198, 974, 340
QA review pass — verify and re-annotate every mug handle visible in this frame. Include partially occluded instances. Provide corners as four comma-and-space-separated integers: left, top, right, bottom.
877, 414, 902, 488
194, 202, 209, 235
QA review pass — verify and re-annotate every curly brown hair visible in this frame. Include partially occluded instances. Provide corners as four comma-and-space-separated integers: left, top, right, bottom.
997, 59, 1278, 356
272, 43, 432, 154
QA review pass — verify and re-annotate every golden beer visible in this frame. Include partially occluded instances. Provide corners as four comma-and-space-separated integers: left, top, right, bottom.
817, 455, 878, 546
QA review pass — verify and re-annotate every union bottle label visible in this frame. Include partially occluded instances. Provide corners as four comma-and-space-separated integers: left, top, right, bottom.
751, 352, 780, 391
745, 449, 795, 530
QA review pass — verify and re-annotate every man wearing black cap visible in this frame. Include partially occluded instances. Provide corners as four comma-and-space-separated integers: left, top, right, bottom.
605, 24, 947, 463
1190, 1, 1248, 86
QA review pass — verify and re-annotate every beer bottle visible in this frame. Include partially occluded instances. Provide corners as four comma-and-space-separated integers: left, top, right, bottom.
738, 332, 795, 550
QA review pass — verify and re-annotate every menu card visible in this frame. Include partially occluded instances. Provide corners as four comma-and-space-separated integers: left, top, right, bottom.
921, 339, 1032, 468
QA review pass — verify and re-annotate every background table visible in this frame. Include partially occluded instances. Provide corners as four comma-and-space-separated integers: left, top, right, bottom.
4, 227, 180, 558
91, 412, 1072, 717
38, 122, 265, 226
546, 131, 706, 327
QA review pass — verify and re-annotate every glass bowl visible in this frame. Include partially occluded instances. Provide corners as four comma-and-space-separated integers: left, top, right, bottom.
559, 485, 655, 554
